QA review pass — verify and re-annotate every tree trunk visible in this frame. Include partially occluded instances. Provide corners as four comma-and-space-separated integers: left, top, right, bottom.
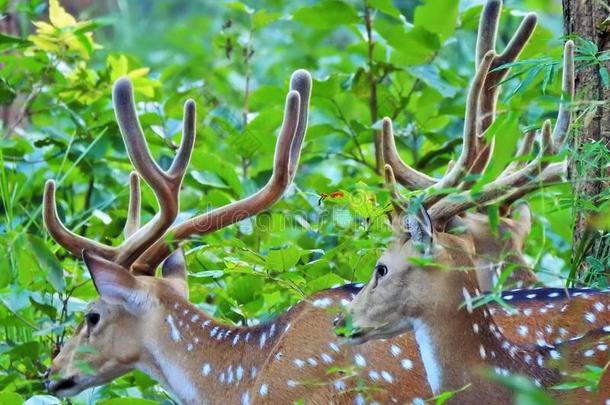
562, 1, 610, 279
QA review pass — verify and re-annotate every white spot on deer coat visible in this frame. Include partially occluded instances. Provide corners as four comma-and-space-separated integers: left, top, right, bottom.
333, 379, 346, 391
259, 332, 267, 348
202, 363, 212, 376
518, 325, 528, 337
381, 370, 394, 383
166, 315, 182, 342
293, 359, 305, 368
241, 391, 250, 405
390, 344, 401, 357
236, 365, 244, 381
354, 354, 366, 367
462, 288, 473, 313
233, 334, 240, 346
585, 312, 596, 323
259, 384, 268, 396
401, 358, 413, 370
369, 370, 380, 380
313, 298, 333, 308
321, 353, 333, 364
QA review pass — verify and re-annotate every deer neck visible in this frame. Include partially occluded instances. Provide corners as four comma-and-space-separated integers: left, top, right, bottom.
136, 298, 284, 405
414, 275, 560, 401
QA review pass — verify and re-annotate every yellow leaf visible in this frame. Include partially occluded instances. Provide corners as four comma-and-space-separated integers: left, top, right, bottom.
49, 0, 77, 28
127, 67, 150, 79
32, 21, 56, 34
27, 35, 61, 54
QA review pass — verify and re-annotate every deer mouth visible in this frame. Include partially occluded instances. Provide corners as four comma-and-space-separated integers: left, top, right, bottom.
346, 319, 416, 344
46, 376, 81, 396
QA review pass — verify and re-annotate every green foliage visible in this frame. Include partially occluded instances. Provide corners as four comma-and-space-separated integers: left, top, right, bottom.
0, 0, 586, 402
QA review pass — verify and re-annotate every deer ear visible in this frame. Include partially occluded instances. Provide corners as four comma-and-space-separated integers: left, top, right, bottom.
405, 204, 433, 253
161, 249, 188, 299
82, 250, 148, 312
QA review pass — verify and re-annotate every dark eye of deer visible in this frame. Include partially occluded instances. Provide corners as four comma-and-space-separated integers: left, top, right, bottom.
86, 312, 100, 327
375, 264, 388, 278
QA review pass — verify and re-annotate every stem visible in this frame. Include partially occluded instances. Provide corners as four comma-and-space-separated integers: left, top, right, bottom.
241, 22, 255, 179
364, 2, 381, 173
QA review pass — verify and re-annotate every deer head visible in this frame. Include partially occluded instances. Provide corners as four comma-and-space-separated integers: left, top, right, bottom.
44, 69, 312, 397
339, 203, 478, 344
45, 250, 189, 396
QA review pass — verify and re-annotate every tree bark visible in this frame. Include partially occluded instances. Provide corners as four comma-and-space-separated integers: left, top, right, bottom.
562, 0, 610, 278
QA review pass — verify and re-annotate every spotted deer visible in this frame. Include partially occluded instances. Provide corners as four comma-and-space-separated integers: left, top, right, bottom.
337, 7, 610, 403
340, 192, 610, 403
41, 5, 608, 405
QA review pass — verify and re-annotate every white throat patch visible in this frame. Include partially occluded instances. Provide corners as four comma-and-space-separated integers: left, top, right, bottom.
412, 319, 442, 394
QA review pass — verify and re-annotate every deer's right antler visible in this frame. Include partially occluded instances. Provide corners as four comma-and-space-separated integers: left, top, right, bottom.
132, 70, 312, 274
380, 0, 573, 225
383, 0, 538, 199
44, 78, 195, 266
44, 70, 312, 276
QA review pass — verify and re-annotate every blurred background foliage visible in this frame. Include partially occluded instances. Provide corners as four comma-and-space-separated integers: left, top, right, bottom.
0, 0, 600, 403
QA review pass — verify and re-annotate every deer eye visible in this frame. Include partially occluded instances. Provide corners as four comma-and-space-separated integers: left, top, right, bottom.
86, 312, 100, 327
375, 264, 388, 278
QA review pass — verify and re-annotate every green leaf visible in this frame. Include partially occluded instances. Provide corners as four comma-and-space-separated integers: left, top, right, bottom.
27, 234, 66, 292
380, 25, 440, 65
266, 245, 303, 272
0, 78, 16, 106
368, 0, 401, 18
414, 0, 458, 41
0, 33, 29, 50
252, 9, 281, 30
0, 392, 24, 405
407, 64, 458, 97
293, 1, 359, 30
599, 66, 610, 88
226, 1, 254, 14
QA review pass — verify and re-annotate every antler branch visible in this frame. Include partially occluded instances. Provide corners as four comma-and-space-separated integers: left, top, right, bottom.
132, 69, 312, 274
124, 172, 141, 238
43, 77, 196, 268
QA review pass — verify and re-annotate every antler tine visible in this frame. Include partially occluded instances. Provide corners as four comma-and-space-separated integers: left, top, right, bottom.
423, 50, 496, 205
552, 40, 575, 150
112, 78, 196, 267
502, 161, 566, 206
471, 3, 537, 173
383, 164, 409, 212
475, 0, 501, 67
501, 130, 537, 175
132, 71, 310, 274
43, 180, 116, 259
124, 172, 141, 238
43, 78, 196, 269
381, 117, 436, 190
429, 120, 554, 223
288, 69, 312, 181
